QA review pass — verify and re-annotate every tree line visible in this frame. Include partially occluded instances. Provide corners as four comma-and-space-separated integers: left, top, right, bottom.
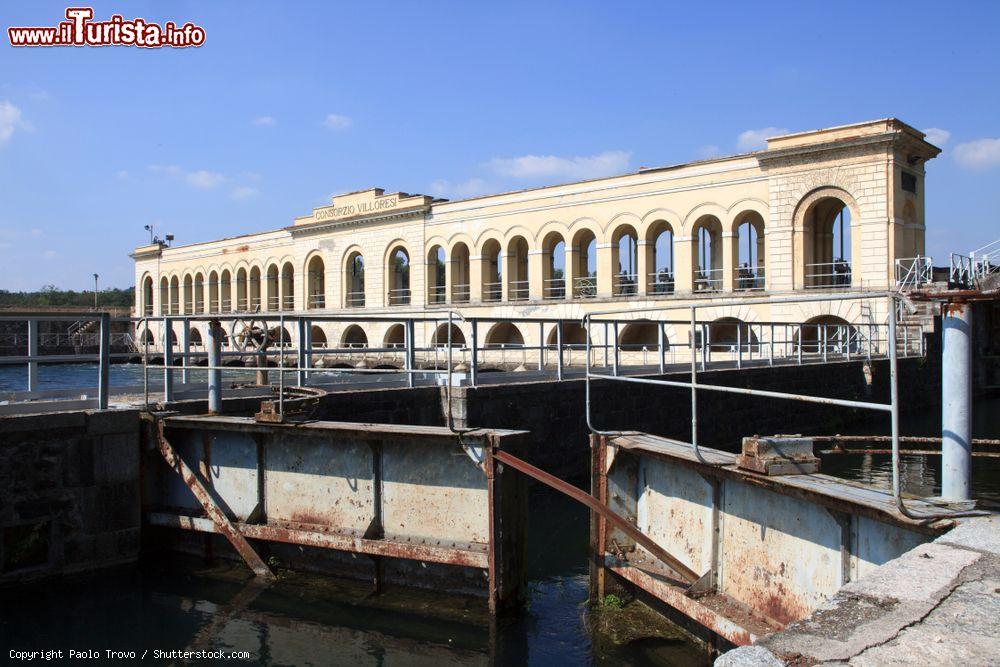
0, 285, 134, 308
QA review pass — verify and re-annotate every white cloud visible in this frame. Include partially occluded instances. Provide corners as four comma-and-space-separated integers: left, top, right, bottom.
185, 170, 226, 189
953, 138, 1000, 170
923, 127, 951, 147
736, 127, 789, 151
0, 100, 27, 147
42, 250, 58, 260
252, 115, 276, 127
696, 145, 722, 159
428, 178, 492, 199
323, 114, 353, 131
230, 186, 259, 201
485, 150, 631, 182
115, 170, 129, 180
30, 228, 42, 237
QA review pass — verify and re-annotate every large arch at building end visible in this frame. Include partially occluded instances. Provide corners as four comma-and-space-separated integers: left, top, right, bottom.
431, 323, 466, 347
484, 322, 524, 348
341, 325, 368, 348
792, 187, 861, 290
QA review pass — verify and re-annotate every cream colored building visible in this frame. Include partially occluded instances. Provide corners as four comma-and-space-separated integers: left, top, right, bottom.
131, 118, 939, 360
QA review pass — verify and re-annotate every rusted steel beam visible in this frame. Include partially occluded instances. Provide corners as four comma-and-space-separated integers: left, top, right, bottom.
493, 448, 698, 584
821, 448, 1000, 458
607, 560, 759, 647
155, 421, 274, 579
146, 512, 489, 569
590, 435, 608, 601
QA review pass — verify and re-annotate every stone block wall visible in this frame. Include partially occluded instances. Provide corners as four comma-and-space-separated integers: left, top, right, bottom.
0, 409, 142, 586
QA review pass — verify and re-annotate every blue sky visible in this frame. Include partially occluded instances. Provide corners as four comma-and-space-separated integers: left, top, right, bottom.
1, 0, 998, 290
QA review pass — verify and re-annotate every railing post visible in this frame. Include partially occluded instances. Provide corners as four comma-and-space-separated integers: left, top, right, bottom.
470, 320, 478, 386
27, 318, 38, 392
822, 326, 828, 363
603, 322, 609, 367
657, 322, 665, 374
556, 321, 564, 381
797, 325, 803, 365
737, 324, 742, 369
296, 318, 308, 386
162, 316, 174, 403
405, 319, 416, 388
941, 301, 973, 501
701, 323, 708, 371
768, 323, 774, 367
206, 319, 223, 414
98, 313, 110, 410
180, 318, 191, 384
612, 321, 619, 376
538, 321, 545, 371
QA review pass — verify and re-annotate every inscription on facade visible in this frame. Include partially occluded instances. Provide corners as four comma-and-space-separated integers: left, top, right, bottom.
315, 195, 400, 221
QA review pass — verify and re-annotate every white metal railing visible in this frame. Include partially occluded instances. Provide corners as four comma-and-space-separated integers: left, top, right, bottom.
509, 280, 529, 301
949, 253, 974, 288
895, 256, 933, 290
614, 273, 638, 296
388, 288, 411, 306
452, 283, 470, 303
544, 278, 567, 300
266, 296, 279, 310
346, 291, 365, 307
648, 272, 674, 295
805, 261, 852, 288
282, 295, 294, 310
574, 276, 597, 299
428, 285, 446, 304
483, 281, 502, 302
307, 294, 325, 309
734, 265, 765, 291
694, 268, 724, 292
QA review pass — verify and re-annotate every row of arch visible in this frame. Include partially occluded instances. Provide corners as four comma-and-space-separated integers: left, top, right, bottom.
141, 190, 857, 314
143, 315, 856, 355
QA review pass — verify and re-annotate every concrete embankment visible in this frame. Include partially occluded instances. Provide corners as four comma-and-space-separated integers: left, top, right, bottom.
716, 515, 1000, 665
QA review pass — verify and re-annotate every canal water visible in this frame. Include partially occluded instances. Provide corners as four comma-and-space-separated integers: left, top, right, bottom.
1, 365, 997, 665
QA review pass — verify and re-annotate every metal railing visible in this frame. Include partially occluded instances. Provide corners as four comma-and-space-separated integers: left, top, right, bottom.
581, 291, 970, 520
734, 264, 765, 291
648, 272, 674, 295
614, 274, 638, 296
805, 261, 852, 288
543, 278, 566, 300
509, 280, 529, 301
428, 285, 446, 304
452, 283, 470, 303
483, 281, 502, 302
895, 256, 933, 290
307, 294, 325, 309
574, 276, 597, 299
346, 291, 365, 307
694, 268, 723, 292
388, 288, 411, 306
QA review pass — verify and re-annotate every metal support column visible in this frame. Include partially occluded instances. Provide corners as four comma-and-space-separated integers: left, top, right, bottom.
27, 318, 38, 392
297, 318, 308, 386
98, 313, 110, 410
180, 319, 191, 385
538, 321, 545, 371
162, 316, 174, 403
942, 301, 973, 501
556, 321, 564, 381
206, 319, 223, 414
470, 320, 478, 386
405, 319, 416, 388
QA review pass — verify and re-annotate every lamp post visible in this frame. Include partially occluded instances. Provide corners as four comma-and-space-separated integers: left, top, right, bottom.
93, 273, 99, 309
144, 224, 154, 244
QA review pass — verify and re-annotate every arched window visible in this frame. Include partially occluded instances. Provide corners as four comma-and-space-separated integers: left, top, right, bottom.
387, 246, 410, 306
383, 324, 405, 348
220, 270, 232, 312
451, 243, 471, 303
345, 252, 365, 307
249, 266, 262, 310
427, 246, 446, 304
235, 267, 248, 311
481, 239, 502, 302
542, 232, 566, 299
307, 256, 325, 309
648, 221, 675, 295
708, 318, 758, 352
265, 265, 279, 310
803, 198, 852, 288
310, 325, 327, 347
546, 322, 590, 347
208, 271, 219, 312
485, 322, 525, 348
159, 277, 169, 315
619, 320, 664, 351
140, 328, 155, 346
169, 276, 180, 314
505, 236, 529, 301
692, 216, 723, 292
268, 326, 292, 346
182, 275, 193, 314
142, 276, 154, 316
571, 229, 597, 298
189, 327, 203, 348
280, 262, 294, 310
797, 315, 859, 354
341, 325, 368, 348
194, 273, 205, 313
734, 212, 766, 291
612, 225, 638, 296
431, 323, 466, 347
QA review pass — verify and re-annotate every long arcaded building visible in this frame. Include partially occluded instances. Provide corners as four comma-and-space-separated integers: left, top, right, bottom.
131, 118, 940, 358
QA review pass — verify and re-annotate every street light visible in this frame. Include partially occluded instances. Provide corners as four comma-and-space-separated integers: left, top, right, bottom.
144, 224, 154, 244
93, 273, 99, 309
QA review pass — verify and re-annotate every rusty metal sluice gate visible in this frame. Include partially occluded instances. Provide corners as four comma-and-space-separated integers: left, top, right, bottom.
144, 413, 529, 614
